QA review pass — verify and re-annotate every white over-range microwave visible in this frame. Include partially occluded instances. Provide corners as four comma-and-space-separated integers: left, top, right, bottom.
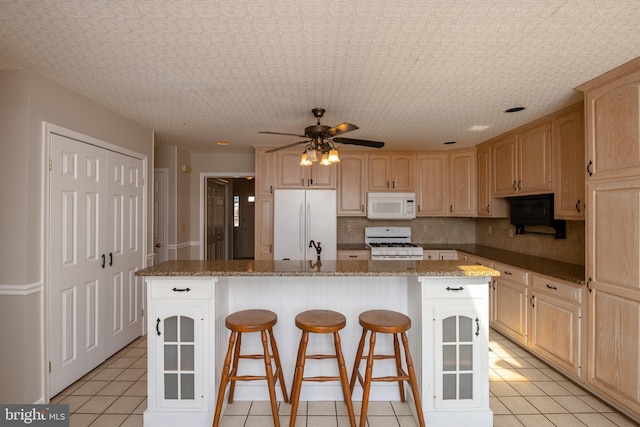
367, 192, 416, 220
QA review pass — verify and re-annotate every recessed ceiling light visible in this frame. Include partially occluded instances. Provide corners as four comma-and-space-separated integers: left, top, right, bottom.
504, 107, 525, 113
444, 141, 457, 145
216, 141, 229, 146
468, 125, 490, 131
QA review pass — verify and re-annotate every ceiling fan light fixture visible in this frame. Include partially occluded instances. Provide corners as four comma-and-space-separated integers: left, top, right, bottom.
320, 152, 332, 166
328, 148, 340, 163
300, 152, 312, 166
307, 148, 318, 163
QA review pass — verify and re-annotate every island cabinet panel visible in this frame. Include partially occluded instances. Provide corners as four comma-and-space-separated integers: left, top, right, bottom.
409, 276, 492, 426
145, 278, 218, 427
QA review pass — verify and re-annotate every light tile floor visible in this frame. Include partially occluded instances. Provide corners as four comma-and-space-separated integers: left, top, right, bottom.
52, 329, 639, 426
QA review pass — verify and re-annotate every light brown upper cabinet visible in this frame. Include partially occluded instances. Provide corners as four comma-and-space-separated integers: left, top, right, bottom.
553, 103, 585, 220
582, 67, 640, 182
415, 152, 448, 216
255, 147, 276, 196
477, 142, 508, 217
368, 153, 414, 192
448, 148, 477, 216
337, 153, 367, 216
492, 122, 552, 197
276, 150, 336, 189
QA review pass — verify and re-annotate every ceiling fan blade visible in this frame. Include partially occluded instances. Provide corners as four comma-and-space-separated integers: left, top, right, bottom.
259, 131, 307, 138
326, 122, 359, 137
265, 140, 310, 153
333, 137, 385, 148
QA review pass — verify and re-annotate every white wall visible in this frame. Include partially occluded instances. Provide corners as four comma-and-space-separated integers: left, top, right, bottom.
0, 69, 154, 404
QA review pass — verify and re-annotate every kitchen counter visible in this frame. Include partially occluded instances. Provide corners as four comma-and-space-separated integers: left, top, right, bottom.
136, 259, 499, 277
337, 243, 585, 284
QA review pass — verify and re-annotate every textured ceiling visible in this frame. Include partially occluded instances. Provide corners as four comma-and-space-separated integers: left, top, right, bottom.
1, 1, 640, 154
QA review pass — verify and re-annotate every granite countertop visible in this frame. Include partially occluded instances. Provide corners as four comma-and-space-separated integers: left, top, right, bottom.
337, 243, 585, 284
136, 259, 499, 278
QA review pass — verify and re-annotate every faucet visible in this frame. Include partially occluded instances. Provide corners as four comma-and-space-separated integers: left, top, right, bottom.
308, 240, 322, 261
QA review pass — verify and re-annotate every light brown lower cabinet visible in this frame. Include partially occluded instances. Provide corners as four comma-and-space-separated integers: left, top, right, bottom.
491, 262, 529, 345
529, 274, 582, 379
336, 250, 370, 260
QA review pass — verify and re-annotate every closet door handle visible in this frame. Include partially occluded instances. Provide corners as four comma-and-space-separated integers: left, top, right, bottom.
101, 254, 105, 269
109, 252, 113, 266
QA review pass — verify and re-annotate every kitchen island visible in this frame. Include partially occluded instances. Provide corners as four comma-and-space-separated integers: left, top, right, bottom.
137, 259, 499, 427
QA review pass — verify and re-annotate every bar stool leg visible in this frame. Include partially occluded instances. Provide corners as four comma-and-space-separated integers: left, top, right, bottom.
334, 331, 356, 427
227, 332, 243, 404
401, 332, 425, 427
359, 331, 377, 427
261, 330, 280, 427
213, 331, 237, 427
289, 331, 309, 427
349, 328, 368, 394
392, 334, 406, 402
268, 327, 289, 402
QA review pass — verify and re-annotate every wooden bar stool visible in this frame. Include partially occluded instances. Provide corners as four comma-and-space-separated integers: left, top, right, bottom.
289, 310, 356, 427
212, 309, 289, 427
349, 309, 425, 427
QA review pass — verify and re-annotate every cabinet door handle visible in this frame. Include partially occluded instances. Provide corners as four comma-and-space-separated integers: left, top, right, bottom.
504, 270, 512, 275
486, 204, 490, 212
449, 204, 453, 213
517, 180, 522, 190
446, 286, 464, 291
576, 199, 581, 213
530, 295, 535, 307
586, 277, 593, 293
475, 318, 480, 337
101, 254, 105, 269
545, 284, 557, 290
587, 160, 593, 177
172, 287, 191, 292
156, 318, 161, 336
349, 255, 357, 258
109, 252, 113, 267
513, 181, 517, 190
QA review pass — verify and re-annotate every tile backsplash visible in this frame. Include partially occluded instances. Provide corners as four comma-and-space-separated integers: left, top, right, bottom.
337, 217, 585, 266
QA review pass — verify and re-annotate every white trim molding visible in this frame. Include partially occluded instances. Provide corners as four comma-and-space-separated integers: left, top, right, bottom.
0, 281, 44, 296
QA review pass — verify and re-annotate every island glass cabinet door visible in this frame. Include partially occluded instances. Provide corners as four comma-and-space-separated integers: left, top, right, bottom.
433, 306, 484, 409
154, 305, 205, 409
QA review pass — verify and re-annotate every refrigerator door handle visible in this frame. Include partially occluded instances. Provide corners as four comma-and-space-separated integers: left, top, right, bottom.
299, 203, 305, 253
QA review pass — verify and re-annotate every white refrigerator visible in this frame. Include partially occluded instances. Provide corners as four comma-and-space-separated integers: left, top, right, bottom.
273, 189, 337, 261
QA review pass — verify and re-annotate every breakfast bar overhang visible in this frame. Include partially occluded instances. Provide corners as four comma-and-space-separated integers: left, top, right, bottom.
136, 259, 499, 427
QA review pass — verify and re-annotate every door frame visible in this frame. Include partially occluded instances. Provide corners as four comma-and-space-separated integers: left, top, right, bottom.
198, 172, 253, 260
43, 122, 148, 400
153, 168, 169, 264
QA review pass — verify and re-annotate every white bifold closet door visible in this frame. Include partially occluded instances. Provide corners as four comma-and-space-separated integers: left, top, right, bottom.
49, 133, 144, 396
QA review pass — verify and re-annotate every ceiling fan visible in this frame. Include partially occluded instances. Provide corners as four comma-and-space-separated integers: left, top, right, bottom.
260, 108, 385, 163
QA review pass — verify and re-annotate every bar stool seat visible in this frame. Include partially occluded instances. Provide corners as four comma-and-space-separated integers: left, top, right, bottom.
289, 310, 356, 427
350, 309, 425, 427
212, 309, 288, 427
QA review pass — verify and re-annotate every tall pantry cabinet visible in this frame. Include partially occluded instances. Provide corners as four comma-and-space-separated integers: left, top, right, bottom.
578, 56, 640, 418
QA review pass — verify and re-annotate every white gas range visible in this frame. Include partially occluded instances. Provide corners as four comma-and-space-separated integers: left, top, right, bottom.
364, 226, 424, 260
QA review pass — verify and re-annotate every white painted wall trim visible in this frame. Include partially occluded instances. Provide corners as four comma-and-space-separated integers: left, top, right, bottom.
0, 281, 44, 296
167, 241, 200, 251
